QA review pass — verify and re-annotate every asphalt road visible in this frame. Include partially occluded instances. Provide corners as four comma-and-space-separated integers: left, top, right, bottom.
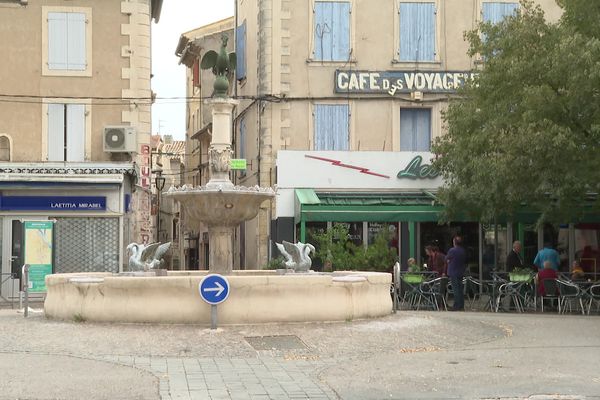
0, 306, 599, 400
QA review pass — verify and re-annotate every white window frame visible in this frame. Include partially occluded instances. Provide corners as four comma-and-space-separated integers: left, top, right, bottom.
308, 0, 356, 65
42, 98, 92, 161
42, 6, 92, 77
310, 102, 355, 150
477, 0, 520, 23
393, 0, 442, 67
474, 1, 519, 63
392, 102, 442, 151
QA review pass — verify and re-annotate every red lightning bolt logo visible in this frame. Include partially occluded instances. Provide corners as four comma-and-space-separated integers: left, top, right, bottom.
304, 155, 390, 179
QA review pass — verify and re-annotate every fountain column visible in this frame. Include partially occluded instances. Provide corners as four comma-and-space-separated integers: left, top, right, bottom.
206, 98, 238, 189
206, 98, 238, 274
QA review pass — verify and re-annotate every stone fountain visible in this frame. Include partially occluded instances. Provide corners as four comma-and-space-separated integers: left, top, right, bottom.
43, 37, 392, 324
165, 97, 274, 274
166, 37, 275, 274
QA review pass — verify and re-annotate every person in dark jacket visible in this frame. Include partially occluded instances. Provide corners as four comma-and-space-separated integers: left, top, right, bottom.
506, 240, 524, 272
446, 235, 466, 311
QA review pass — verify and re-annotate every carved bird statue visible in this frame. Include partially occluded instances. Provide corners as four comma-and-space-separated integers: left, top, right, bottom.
126, 242, 172, 271
275, 241, 316, 272
200, 35, 236, 97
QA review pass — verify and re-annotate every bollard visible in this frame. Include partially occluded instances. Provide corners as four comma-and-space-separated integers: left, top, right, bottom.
22, 264, 29, 318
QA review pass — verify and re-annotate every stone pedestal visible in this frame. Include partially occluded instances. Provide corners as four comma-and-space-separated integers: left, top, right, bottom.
208, 225, 235, 274
206, 98, 238, 189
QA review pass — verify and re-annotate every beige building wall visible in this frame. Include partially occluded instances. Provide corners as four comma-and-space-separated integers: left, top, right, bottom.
0, 0, 160, 245
236, 0, 563, 262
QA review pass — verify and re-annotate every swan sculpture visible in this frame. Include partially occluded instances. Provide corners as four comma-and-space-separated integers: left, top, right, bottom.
126, 242, 171, 271
275, 241, 316, 272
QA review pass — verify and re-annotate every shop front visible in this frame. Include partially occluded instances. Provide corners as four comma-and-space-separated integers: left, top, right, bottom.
0, 163, 135, 301
275, 151, 457, 270
275, 151, 600, 277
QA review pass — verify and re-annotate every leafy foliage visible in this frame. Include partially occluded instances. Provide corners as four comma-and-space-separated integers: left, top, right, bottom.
310, 224, 397, 272
263, 256, 285, 270
432, 0, 600, 225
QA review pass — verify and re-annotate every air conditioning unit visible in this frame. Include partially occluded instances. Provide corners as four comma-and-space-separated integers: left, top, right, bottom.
103, 126, 136, 153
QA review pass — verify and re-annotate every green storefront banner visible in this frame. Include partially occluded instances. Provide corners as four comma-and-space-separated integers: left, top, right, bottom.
23, 221, 54, 292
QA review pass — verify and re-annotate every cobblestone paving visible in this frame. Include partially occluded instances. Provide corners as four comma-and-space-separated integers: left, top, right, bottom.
101, 355, 338, 400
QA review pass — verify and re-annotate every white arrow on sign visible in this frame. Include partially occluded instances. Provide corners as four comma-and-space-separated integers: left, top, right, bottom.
203, 281, 225, 297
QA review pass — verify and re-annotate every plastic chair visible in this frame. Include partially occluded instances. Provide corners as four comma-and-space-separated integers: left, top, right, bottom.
419, 277, 448, 311
557, 280, 585, 314
495, 282, 524, 312
392, 262, 401, 312
587, 284, 600, 315
464, 277, 491, 310
539, 278, 561, 313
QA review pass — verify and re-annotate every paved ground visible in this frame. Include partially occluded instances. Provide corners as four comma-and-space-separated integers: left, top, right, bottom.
0, 304, 599, 400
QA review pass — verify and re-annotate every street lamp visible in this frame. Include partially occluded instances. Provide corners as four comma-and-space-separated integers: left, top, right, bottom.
154, 171, 166, 242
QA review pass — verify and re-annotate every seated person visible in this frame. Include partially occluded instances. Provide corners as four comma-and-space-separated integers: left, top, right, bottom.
571, 260, 585, 281
535, 260, 558, 296
407, 257, 421, 273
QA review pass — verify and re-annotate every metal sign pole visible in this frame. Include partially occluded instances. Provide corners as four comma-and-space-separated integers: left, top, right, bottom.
22, 264, 29, 318
199, 274, 230, 330
211, 304, 217, 329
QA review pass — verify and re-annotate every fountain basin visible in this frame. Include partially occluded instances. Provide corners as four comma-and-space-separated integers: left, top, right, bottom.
44, 270, 392, 324
165, 185, 275, 226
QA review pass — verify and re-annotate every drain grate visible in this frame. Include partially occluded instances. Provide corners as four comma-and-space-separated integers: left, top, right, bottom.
245, 335, 307, 351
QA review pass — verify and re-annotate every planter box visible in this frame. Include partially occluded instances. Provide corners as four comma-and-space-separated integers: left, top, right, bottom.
403, 274, 425, 283
509, 273, 532, 282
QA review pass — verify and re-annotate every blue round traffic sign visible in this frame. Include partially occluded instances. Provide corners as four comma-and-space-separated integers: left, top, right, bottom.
199, 274, 230, 305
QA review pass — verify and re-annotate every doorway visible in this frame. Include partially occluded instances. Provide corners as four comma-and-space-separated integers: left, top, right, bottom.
1, 218, 25, 300
1, 217, 52, 301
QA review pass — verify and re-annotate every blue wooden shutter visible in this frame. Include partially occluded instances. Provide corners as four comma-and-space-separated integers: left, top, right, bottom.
314, 104, 349, 151
48, 104, 65, 161
239, 117, 246, 159
66, 104, 85, 162
482, 2, 519, 24
239, 117, 247, 176
67, 13, 86, 70
48, 12, 68, 70
236, 20, 247, 80
400, 108, 431, 151
399, 3, 435, 62
314, 2, 350, 61
48, 12, 86, 70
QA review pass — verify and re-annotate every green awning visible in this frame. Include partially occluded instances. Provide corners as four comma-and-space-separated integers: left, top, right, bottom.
295, 191, 443, 223
295, 188, 320, 204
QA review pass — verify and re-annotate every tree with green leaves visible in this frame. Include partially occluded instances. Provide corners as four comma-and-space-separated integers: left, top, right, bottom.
432, 0, 600, 225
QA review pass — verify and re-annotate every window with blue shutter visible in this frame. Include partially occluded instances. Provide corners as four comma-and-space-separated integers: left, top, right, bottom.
400, 108, 431, 151
314, 104, 349, 151
236, 20, 247, 80
239, 117, 246, 159
48, 12, 86, 70
313, 1, 351, 62
239, 117, 247, 176
47, 104, 85, 161
66, 104, 85, 162
399, 2, 436, 62
482, 2, 519, 24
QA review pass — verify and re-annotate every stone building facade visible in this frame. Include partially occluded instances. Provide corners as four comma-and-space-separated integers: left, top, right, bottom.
0, 0, 162, 297
234, 0, 563, 270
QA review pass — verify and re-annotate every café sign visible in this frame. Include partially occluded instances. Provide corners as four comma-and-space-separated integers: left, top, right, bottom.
397, 156, 439, 180
335, 70, 477, 96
